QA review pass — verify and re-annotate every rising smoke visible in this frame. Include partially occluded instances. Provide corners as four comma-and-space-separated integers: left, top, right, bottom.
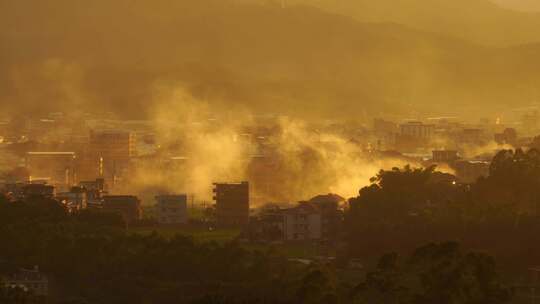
116, 84, 420, 205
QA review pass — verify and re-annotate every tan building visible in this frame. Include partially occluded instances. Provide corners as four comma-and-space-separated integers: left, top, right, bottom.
86, 130, 137, 186
26, 152, 76, 188
283, 202, 322, 241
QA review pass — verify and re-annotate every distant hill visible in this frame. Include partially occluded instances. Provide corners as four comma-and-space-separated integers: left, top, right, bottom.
281, 0, 540, 46
1, 0, 540, 119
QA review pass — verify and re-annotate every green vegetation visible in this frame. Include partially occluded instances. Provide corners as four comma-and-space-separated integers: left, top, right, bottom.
347, 149, 540, 274
132, 227, 241, 244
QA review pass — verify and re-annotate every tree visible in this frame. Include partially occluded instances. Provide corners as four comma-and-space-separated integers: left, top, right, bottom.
351, 243, 512, 304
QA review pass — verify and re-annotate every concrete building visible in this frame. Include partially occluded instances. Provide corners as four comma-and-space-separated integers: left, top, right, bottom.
87, 130, 137, 186
79, 178, 107, 207
213, 182, 249, 226
155, 195, 188, 225
400, 122, 435, 139
283, 202, 322, 241
89, 130, 137, 160
57, 186, 87, 212
432, 150, 459, 163
102, 195, 141, 223
25, 152, 76, 189
308, 194, 344, 242
2, 266, 48, 297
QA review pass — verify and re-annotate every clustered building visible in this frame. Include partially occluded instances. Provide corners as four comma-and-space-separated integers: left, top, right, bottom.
3, 112, 540, 241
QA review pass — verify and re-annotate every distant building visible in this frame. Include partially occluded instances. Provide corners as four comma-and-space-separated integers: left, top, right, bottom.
102, 195, 141, 223
213, 182, 249, 226
86, 130, 137, 186
25, 152, 76, 189
79, 178, 107, 207
2, 183, 27, 201
432, 150, 459, 163
155, 195, 188, 225
2, 266, 49, 296
57, 186, 87, 212
283, 202, 322, 241
79, 178, 106, 192
89, 130, 137, 160
23, 183, 55, 199
400, 122, 435, 139
308, 194, 344, 242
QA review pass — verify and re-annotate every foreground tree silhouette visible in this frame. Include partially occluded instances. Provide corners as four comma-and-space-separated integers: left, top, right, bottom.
352, 242, 512, 304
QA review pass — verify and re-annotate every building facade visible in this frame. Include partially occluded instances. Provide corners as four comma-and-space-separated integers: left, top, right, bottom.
213, 182, 249, 226
283, 202, 322, 241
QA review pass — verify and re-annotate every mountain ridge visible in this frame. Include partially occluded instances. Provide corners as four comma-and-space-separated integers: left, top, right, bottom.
1, 0, 539, 119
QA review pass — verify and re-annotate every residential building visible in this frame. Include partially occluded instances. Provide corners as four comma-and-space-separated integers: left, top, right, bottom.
87, 130, 136, 186
432, 150, 459, 163
25, 152, 76, 189
400, 121, 435, 139
213, 182, 249, 226
283, 202, 322, 241
56, 186, 87, 212
308, 194, 344, 242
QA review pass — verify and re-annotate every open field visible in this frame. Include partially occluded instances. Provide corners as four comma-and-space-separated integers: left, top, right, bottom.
131, 226, 330, 259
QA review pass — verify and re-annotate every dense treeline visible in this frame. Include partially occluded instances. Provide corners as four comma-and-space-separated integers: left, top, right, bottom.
0, 195, 512, 303
0, 196, 307, 303
347, 148, 540, 274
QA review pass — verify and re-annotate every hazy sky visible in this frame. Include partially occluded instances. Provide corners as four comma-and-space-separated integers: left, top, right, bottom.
492, 0, 540, 11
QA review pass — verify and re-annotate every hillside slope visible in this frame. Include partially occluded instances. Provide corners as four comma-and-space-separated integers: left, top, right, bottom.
284, 0, 540, 46
1, 0, 539, 119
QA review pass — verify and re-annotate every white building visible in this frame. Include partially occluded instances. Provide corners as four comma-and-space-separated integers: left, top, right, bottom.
400, 121, 435, 139
156, 195, 188, 225
283, 202, 321, 241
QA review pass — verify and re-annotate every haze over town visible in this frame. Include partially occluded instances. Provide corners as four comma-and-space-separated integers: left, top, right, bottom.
2, 0, 540, 303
